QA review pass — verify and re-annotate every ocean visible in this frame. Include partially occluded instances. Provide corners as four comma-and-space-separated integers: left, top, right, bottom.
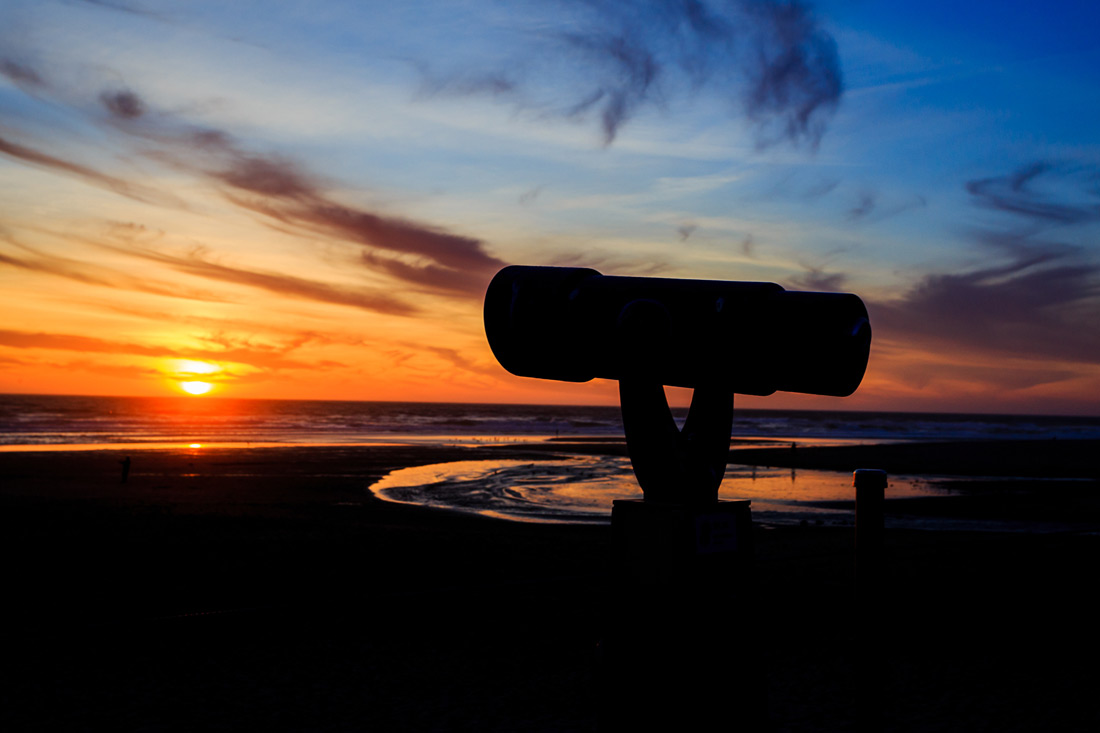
4, 392, 1098, 448
3, 393, 1099, 528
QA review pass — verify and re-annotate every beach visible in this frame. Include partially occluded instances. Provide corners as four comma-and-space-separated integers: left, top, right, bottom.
2, 441, 1099, 731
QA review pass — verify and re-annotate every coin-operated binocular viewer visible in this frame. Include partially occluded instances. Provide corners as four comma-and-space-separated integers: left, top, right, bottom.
485, 265, 870, 504
484, 265, 871, 729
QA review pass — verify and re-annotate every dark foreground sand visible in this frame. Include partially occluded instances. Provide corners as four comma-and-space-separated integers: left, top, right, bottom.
1, 442, 1098, 731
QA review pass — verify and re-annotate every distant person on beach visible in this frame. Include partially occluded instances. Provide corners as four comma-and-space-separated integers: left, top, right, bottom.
120, 456, 131, 484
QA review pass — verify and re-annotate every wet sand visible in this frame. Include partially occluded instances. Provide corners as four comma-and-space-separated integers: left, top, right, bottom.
1, 442, 1098, 731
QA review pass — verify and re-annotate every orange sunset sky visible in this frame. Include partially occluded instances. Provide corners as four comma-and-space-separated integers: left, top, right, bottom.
1, 1, 1098, 415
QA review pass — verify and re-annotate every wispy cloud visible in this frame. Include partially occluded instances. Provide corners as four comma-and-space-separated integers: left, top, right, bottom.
0, 327, 330, 372
99, 88, 145, 119
677, 223, 697, 241
71, 0, 165, 19
740, 233, 755, 258
73, 299, 364, 351
965, 162, 1100, 226
417, 343, 500, 380
543, 249, 674, 278
0, 328, 179, 357
872, 163, 1100, 367
787, 263, 847, 291
0, 58, 46, 89
846, 190, 926, 223
5, 220, 423, 318
1, 65, 507, 301
739, 0, 843, 148
92, 88, 505, 296
874, 254, 1100, 364
0, 232, 231, 302
420, 0, 842, 147
0, 134, 175, 206
847, 192, 876, 220
97, 240, 422, 317
884, 354, 1077, 393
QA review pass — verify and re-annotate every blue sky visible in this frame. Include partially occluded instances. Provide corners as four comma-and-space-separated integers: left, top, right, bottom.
1, 0, 1098, 413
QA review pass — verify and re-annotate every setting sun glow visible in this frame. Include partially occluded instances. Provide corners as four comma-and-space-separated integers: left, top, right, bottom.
175, 360, 220, 376
170, 360, 221, 396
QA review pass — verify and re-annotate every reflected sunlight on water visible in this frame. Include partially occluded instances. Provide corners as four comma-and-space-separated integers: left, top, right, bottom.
370, 457, 642, 523
720, 464, 931, 523
369, 456, 937, 525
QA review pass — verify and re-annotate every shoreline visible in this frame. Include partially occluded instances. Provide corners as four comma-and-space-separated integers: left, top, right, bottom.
4, 435, 1098, 477
4, 438, 1099, 527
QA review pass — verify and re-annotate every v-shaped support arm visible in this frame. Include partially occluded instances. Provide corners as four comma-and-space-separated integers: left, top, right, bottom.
619, 380, 733, 505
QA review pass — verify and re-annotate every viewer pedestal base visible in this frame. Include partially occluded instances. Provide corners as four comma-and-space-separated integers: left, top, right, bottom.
599, 499, 766, 732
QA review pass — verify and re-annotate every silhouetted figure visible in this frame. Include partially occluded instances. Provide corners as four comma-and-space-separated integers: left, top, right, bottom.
119, 456, 131, 484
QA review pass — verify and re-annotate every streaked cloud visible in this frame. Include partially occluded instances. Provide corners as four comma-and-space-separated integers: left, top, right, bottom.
0, 327, 329, 372
0, 134, 173, 206
97, 240, 422, 317
0, 233, 231, 302
966, 162, 1100, 227
0, 58, 46, 88
871, 163, 1100, 369
72, 0, 165, 19
420, 0, 842, 147
788, 264, 846, 292
874, 253, 1100, 365
91, 87, 506, 296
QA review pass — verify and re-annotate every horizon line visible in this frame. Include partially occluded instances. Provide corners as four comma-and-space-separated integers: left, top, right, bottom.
2, 390, 1097, 420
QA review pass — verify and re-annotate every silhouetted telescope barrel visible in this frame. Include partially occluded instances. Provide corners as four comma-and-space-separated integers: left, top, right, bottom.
484, 265, 871, 396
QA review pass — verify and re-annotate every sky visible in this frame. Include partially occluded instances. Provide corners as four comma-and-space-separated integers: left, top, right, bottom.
1, 0, 1098, 415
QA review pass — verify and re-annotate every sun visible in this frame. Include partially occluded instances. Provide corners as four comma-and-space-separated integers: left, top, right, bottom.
167, 359, 222, 396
